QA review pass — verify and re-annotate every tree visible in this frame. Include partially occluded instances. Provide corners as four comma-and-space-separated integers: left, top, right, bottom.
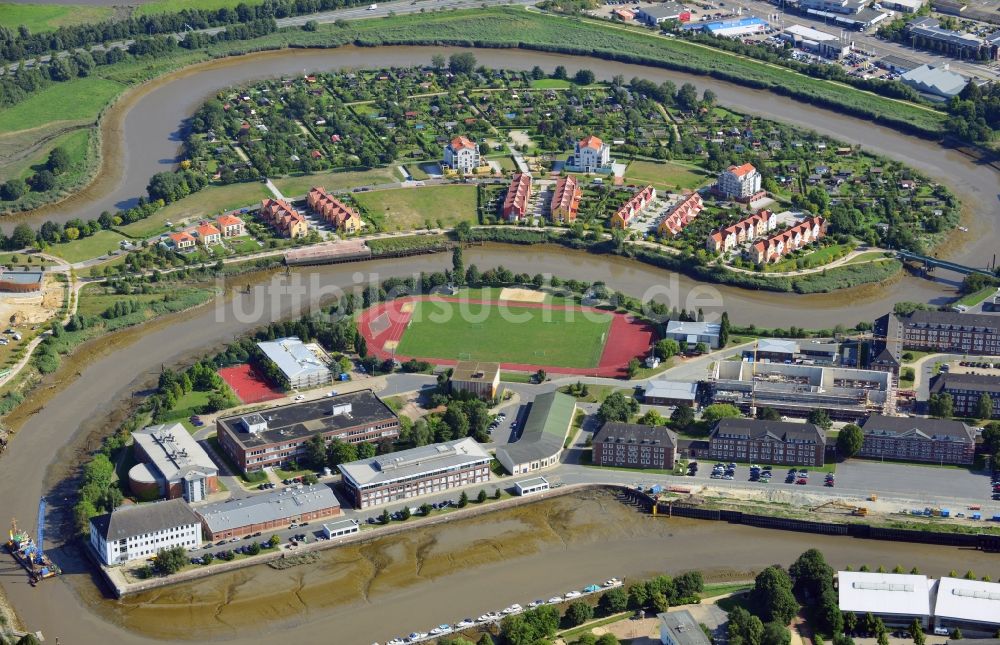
951, 629, 962, 640
452, 247, 465, 285
601, 587, 628, 613
379, 509, 391, 524
719, 311, 731, 346
302, 435, 327, 469
837, 424, 864, 459
302, 19, 318, 31
202, 552, 214, 564
807, 409, 833, 431
400, 506, 411, 520
729, 606, 765, 645
909, 619, 925, 645
695, 342, 708, 354
844, 611, 858, 634
670, 405, 695, 430
477, 489, 487, 503
10, 223, 36, 249
976, 394, 993, 419
448, 52, 476, 74
420, 502, 433, 516
701, 403, 741, 424
627, 583, 649, 609
30, 169, 56, 192
432, 54, 446, 69
458, 491, 469, 507
1, 179, 27, 201
757, 407, 781, 421
929, 392, 954, 418
327, 439, 358, 466
247, 541, 261, 556
627, 358, 641, 378
789, 549, 833, 600
762, 622, 791, 645
553, 65, 568, 80
750, 566, 798, 625
501, 606, 559, 645
574, 69, 596, 85
47, 146, 71, 175
655, 338, 680, 360
565, 601, 594, 626
154, 545, 187, 575
268, 534, 281, 547
598, 391, 639, 423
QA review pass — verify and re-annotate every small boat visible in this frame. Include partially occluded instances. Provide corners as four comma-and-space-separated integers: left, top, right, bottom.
528, 599, 544, 608
430, 625, 452, 635
455, 618, 475, 628
564, 590, 582, 598
583, 584, 601, 593
548, 596, 563, 604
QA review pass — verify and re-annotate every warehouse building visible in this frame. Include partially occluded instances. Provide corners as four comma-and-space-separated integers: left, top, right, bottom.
709, 361, 891, 421
450, 361, 501, 400
838, 571, 933, 628
89, 499, 202, 566
780, 24, 852, 59
129, 423, 218, 503
197, 485, 341, 540
664, 321, 721, 350
495, 392, 576, 475
593, 422, 678, 470
340, 437, 491, 509
643, 380, 699, 407
901, 64, 968, 100
858, 415, 976, 465
217, 390, 400, 472
934, 577, 1000, 635
700, 17, 769, 37
256, 336, 333, 390
636, 1, 691, 25
708, 418, 826, 466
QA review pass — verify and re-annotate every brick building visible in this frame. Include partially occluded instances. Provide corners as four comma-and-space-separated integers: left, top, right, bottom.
894, 310, 1000, 356
929, 373, 1000, 419
339, 437, 491, 509
550, 176, 582, 223
307, 186, 362, 233
197, 484, 341, 540
260, 198, 308, 238
708, 418, 826, 466
857, 414, 976, 465
592, 422, 678, 470
502, 173, 533, 222
217, 390, 399, 472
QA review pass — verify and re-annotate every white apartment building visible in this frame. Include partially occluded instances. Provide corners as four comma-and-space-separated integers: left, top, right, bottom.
717, 163, 762, 199
89, 498, 202, 566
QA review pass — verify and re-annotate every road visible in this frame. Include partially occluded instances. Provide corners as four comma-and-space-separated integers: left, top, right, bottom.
2, 0, 536, 73
730, 0, 1000, 82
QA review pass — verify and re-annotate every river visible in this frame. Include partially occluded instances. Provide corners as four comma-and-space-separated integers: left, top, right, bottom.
6, 45, 998, 271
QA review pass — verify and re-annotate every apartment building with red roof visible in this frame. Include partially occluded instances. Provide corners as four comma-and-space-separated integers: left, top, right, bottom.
216, 214, 245, 238
717, 162, 762, 200
567, 135, 613, 173
443, 136, 481, 173
307, 186, 362, 233
750, 216, 825, 264
503, 173, 533, 222
656, 192, 704, 237
705, 210, 777, 253
166, 231, 196, 251
549, 176, 582, 223
610, 185, 656, 229
195, 223, 222, 245
260, 198, 309, 238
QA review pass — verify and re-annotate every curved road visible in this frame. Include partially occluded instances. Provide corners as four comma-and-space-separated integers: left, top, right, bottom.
4, 44, 998, 271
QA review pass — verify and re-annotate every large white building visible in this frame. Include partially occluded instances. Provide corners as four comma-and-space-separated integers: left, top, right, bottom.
89, 498, 202, 566
717, 163, 762, 200
129, 422, 218, 503
567, 135, 613, 174
495, 392, 576, 475
839, 572, 1000, 634
443, 135, 481, 173
257, 336, 332, 390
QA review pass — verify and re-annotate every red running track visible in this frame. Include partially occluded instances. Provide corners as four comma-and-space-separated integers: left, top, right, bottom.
219, 364, 285, 404
356, 296, 657, 378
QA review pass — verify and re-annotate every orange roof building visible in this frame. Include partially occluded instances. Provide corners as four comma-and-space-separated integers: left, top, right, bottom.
568, 135, 613, 173
550, 176, 582, 224
610, 185, 656, 229
216, 214, 245, 238
307, 187, 362, 233
657, 192, 704, 237
260, 198, 308, 239
502, 174, 533, 222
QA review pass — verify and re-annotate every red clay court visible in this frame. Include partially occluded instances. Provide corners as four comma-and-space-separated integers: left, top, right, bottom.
357, 296, 657, 378
219, 364, 285, 404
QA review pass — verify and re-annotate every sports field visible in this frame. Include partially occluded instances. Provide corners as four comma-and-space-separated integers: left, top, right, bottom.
358, 295, 658, 377
396, 300, 612, 368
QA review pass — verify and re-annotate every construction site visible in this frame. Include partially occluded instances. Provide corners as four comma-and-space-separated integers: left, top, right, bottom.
708, 361, 894, 421
0, 272, 64, 327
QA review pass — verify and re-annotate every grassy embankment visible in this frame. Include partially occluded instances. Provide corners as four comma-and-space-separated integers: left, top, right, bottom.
0, 3, 112, 33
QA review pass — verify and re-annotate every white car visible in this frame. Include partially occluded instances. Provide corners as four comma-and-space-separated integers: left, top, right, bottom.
368, 2, 377, 8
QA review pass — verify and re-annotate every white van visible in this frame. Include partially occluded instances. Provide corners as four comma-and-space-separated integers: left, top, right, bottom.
368, 3, 377, 9
933, 628, 950, 636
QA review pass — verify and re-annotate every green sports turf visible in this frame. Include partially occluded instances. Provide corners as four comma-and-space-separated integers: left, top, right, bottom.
395, 300, 612, 368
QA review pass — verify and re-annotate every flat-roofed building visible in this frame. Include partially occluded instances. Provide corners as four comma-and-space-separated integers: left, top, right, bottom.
495, 391, 576, 475
929, 373, 1000, 419
934, 577, 1000, 634
450, 361, 501, 400
593, 422, 678, 470
129, 423, 218, 502
89, 499, 202, 566
710, 361, 892, 421
838, 571, 932, 628
217, 389, 400, 472
257, 336, 332, 390
755, 339, 799, 363
858, 415, 976, 465
660, 610, 713, 645
717, 163, 762, 200
323, 518, 360, 539
196, 484, 341, 540
708, 418, 826, 466
514, 477, 550, 496
643, 380, 699, 407
340, 437, 491, 508
664, 321, 721, 349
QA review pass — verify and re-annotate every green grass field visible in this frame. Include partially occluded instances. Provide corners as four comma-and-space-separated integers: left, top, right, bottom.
119, 182, 270, 238
530, 78, 572, 89
133, 0, 260, 16
48, 230, 127, 264
273, 168, 401, 196
395, 299, 612, 368
624, 160, 712, 191
0, 3, 113, 33
354, 184, 478, 231
0, 77, 123, 134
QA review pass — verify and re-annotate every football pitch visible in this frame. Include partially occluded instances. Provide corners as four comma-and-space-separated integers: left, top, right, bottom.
395, 300, 613, 368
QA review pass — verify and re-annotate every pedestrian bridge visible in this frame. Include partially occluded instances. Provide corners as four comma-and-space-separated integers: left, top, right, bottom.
896, 250, 995, 277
